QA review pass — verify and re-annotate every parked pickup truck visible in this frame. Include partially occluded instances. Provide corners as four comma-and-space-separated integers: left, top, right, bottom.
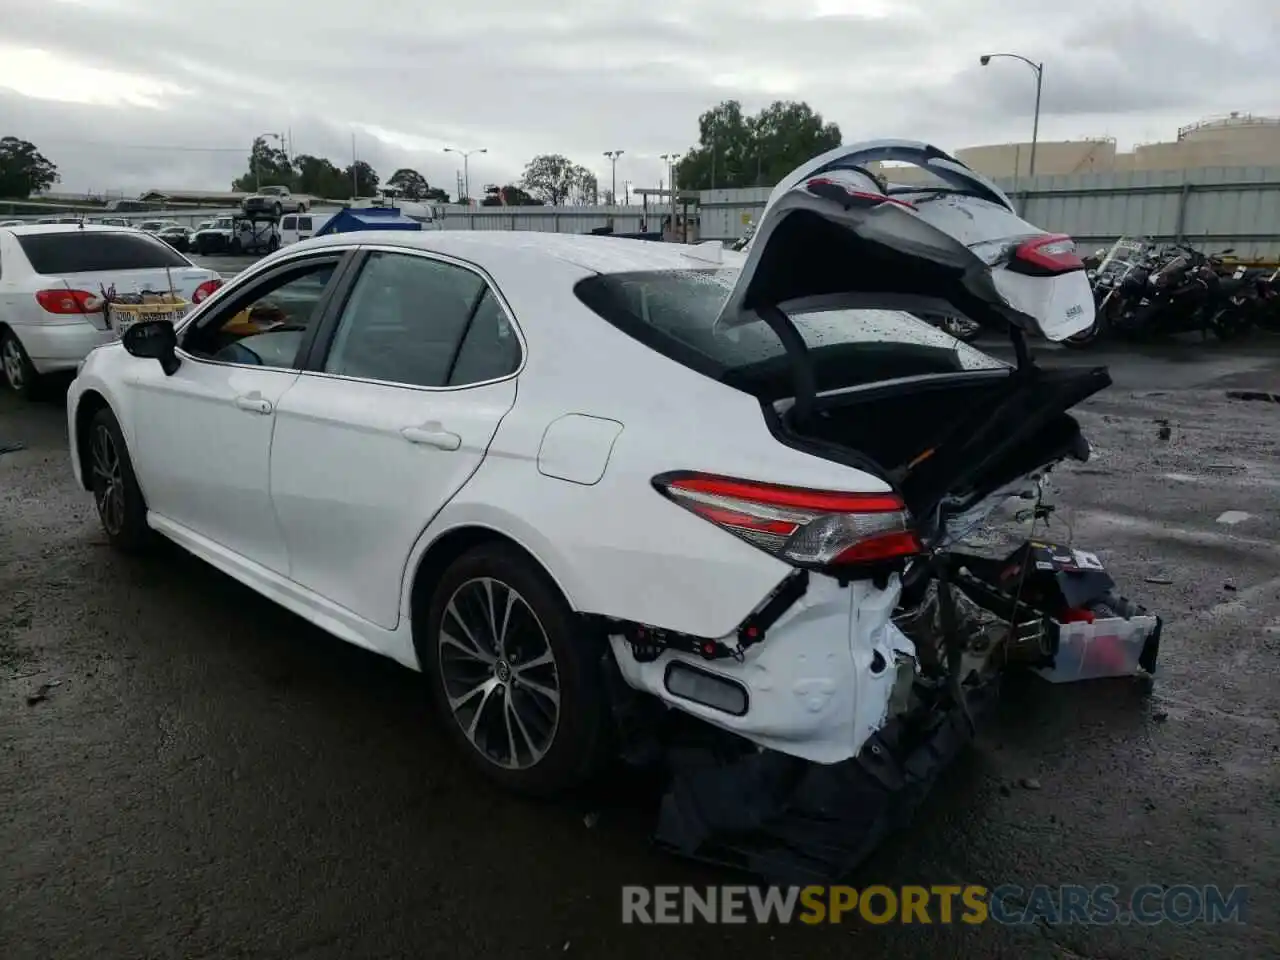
241, 185, 307, 217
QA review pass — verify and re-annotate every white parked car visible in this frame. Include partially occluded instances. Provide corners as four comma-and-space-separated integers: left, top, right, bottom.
66, 142, 1156, 871
0, 224, 223, 398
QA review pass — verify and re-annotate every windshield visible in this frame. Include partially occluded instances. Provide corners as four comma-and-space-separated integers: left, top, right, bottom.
259, 186, 286, 196
213, 219, 232, 229
1096, 237, 1153, 278
575, 268, 1006, 402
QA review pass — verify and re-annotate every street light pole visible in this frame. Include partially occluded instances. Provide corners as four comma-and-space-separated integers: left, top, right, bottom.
444, 147, 487, 205
979, 53, 1044, 178
660, 152, 681, 239
603, 150, 624, 205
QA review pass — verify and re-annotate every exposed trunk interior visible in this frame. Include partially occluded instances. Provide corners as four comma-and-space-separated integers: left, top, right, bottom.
776, 365, 1111, 531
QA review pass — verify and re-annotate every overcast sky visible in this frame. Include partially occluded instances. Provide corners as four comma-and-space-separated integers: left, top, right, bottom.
1, 0, 1276, 196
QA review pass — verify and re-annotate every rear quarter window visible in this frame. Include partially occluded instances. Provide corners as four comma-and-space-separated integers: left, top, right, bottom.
17, 231, 189, 274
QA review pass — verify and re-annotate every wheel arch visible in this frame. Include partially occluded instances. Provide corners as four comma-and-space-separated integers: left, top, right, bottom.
73, 388, 113, 490
406, 523, 580, 661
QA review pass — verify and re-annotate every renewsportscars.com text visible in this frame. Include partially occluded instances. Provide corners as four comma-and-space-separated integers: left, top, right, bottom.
621, 884, 1249, 926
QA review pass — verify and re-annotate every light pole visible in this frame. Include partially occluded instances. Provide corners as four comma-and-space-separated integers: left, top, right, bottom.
444, 147, 487, 205
603, 150, 624, 205
660, 152, 681, 238
253, 132, 282, 191
979, 53, 1044, 179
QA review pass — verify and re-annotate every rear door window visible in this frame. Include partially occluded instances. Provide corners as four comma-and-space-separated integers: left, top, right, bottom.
281, 215, 297, 230
321, 251, 487, 388
17, 231, 189, 274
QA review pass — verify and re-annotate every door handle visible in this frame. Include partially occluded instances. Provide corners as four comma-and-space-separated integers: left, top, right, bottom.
234, 394, 272, 415
401, 424, 461, 450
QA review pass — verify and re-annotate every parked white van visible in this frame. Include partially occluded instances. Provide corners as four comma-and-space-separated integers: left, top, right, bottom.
278, 211, 335, 246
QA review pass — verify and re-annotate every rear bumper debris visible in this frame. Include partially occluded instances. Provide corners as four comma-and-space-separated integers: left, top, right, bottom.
653, 680, 998, 885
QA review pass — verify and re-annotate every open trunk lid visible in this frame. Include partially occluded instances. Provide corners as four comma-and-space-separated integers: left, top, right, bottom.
722, 139, 1094, 343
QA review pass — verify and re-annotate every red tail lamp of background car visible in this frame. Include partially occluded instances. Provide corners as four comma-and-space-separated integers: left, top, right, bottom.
653, 472, 922, 567
192, 278, 224, 303
35, 289, 102, 315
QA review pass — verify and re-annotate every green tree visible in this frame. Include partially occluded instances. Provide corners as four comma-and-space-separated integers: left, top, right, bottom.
386, 168, 429, 200
293, 154, 347, 198
481, 183, 542, 206
422, 186, 450, 203
676, 100, 842, 190
0, 137, 59, 197
231, 137, 295, 192
343, 161, 380, 198
520, 154, 578, 206
570, 166, 598, 205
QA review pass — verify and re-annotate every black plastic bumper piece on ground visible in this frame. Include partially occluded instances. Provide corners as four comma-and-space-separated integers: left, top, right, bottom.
653, 682, 999, 885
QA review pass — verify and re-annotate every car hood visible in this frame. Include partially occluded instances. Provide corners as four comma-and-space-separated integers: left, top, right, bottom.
720, 140, 1094, 342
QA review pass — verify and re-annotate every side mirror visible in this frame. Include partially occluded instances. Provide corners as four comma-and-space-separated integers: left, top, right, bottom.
122, 319, 180, 375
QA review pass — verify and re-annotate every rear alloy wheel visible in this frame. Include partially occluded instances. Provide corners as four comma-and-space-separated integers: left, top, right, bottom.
1, 328, 41, 400
423, 544, 610, 796
88, 407, 151, 552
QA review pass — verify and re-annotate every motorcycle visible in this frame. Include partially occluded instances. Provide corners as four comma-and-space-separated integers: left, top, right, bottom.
1064, 237, 1154, 347
1071, 239, 1258, 345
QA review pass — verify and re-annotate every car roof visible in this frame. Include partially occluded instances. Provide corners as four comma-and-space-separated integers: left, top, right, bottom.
292, 230, 730, 276
3, 223, 142, 236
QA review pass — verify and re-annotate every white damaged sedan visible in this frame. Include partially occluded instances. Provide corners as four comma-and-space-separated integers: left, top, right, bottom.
67, 141, 1160, 879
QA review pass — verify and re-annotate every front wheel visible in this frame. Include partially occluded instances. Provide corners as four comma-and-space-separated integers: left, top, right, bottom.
87, 406, 152, 552
421, 543, 611, 797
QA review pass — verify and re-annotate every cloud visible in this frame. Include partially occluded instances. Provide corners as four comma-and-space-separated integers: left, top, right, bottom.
1, 0, 1277, 193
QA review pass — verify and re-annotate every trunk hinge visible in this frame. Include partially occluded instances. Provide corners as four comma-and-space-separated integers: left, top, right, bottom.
756, 304, 817, 429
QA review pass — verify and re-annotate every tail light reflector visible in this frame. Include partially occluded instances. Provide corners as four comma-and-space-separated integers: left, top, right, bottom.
192, 278, 223, 303
653, 472, 922, 568
35, 289, 103, 315
1012, 233, 1084, 275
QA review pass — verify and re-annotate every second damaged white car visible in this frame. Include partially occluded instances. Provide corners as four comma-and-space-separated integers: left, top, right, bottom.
65, 140, 1161, 880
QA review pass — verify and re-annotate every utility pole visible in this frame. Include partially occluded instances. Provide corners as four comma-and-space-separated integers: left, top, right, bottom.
603, 150, 624, 205
660, 153, 681, 240
445, 147, 487, 206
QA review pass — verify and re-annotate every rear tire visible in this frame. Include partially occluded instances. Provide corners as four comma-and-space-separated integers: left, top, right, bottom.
87, 407, 152, 553
420, 543, 611, 797
1, 328, 41, 400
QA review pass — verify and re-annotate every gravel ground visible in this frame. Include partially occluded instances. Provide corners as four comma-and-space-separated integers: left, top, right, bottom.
1, 337, 1278, 959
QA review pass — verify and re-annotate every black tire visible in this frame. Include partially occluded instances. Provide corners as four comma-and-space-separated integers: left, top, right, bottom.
86, 406, 152, 552
419, 543, 611, 797
268, 235, 280, 253
1, 327, 41, 400
229, 237, 242, 254
272, 202, 282, 217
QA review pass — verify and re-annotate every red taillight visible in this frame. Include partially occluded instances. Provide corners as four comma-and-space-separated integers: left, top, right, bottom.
653, 472, 922, 568
192, 278, 223, 303
35, 289, 103, 315
1012, 233, 1084, 275
805, 178, 917, 211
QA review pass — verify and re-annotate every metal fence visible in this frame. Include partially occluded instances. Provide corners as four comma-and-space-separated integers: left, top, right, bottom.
6, 166, 1279, 259
698, 168, 1280, 260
